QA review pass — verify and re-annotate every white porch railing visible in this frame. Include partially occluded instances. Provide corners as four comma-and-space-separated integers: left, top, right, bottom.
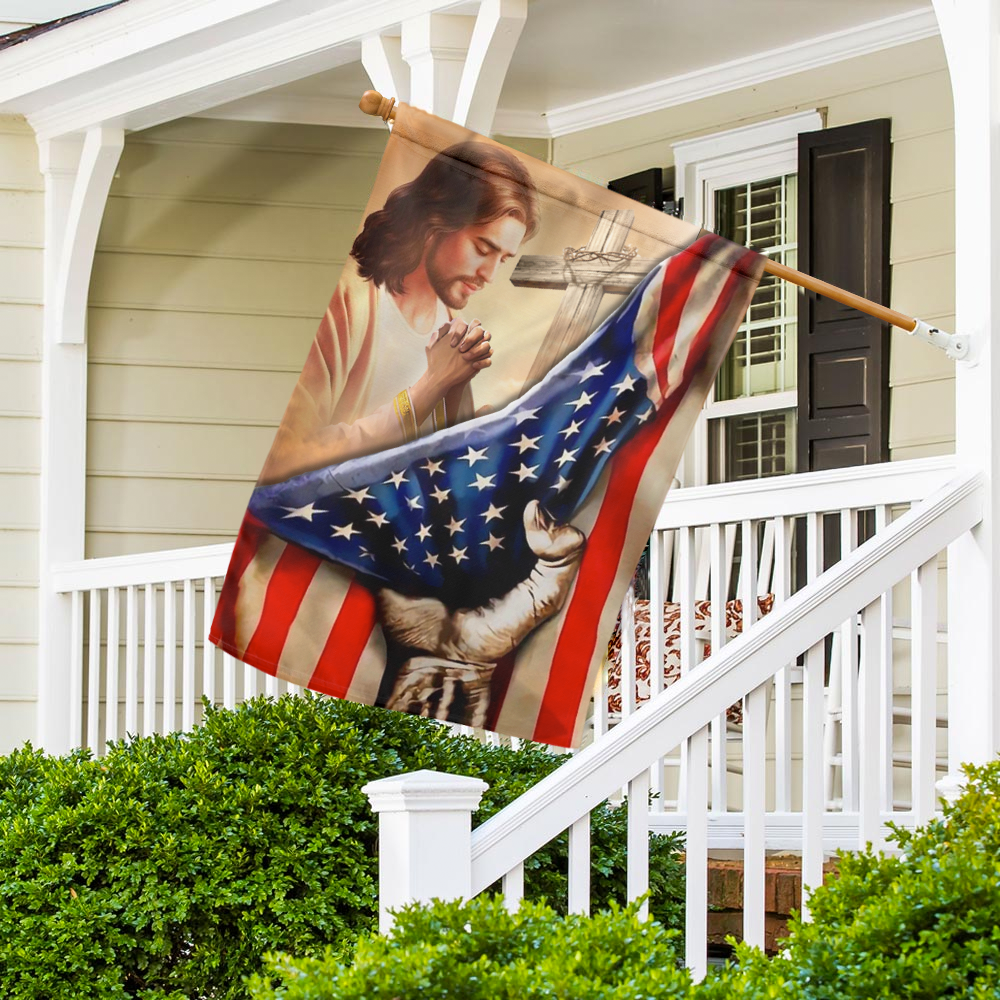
362, 461, 982, 980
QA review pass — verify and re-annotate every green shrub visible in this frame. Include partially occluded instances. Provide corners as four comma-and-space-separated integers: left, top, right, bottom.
248, 757, 1000, 1000
0, 694, 683, 1000
249, 895, 698, 1000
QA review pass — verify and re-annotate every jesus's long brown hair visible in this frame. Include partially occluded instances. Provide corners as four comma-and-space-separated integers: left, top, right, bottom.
351, 140, 541, 294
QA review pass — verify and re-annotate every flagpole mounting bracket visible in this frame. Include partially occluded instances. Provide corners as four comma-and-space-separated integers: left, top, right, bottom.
907, 318, 969, 362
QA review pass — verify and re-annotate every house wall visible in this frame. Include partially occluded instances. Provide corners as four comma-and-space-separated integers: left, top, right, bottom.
552, 33, 955, 464
0, 114, 42, 750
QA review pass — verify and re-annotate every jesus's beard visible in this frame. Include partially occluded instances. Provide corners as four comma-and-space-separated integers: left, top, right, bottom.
425, 243, 481, 310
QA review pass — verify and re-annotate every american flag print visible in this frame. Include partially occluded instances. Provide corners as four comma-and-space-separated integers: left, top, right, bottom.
211, 231, 764, 747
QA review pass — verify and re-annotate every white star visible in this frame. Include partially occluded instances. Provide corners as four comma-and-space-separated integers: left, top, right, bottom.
345, 486, 373, 504
359, 546, 374, 560
578, 360, 610, 382
511, 463, 539, 482
511, 433, 541, 454
449, 545, 469, 565
559, 420, 583, 439
636, 407, 654, 423
470, 473, 496, 492
281, 503, 320, 521
459, 446, 489, 467
404, 562, 417, 573
405, 495, 423, 511
421, 458, 444, 477
481, 533, 504, 552
593, 437, 614, 456
604, 407, 625, 425
367, 510, 388, 528
445, 517, 466, 536
567, 390, 596, 412
551, 475, 571, 493
423, 551, 440, 569
416, 523, 432, 542
331, 523, 359, 540
430, 485, 452, 503
384, 470, 409, 489
612, 373, 638, 395
514, 407, 540, 425
555, 448, 578, 468
481, 503, 507, 524
391, 536, 408, 555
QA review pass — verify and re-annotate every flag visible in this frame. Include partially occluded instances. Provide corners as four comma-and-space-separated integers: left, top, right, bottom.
210, 100, 765, 748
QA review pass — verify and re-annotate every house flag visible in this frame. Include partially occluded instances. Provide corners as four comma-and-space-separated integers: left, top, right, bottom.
209, 100, 766, 748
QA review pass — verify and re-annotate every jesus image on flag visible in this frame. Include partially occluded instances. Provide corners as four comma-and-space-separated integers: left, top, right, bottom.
210, 100, 766, 749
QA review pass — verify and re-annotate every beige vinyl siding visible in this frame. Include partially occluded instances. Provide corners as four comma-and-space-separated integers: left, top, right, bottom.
0, 115, 43, 752
552, 33, 955, 462
85, 118, 388, 557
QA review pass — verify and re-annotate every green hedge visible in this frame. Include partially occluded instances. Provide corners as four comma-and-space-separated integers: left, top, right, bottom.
250, 758, 1000, 1000
0, 694, 683, 1000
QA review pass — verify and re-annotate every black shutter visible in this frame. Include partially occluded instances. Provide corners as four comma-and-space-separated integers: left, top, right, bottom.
796, 119, 891, 472
794, 119, 891, 598
608, 167, 664, 211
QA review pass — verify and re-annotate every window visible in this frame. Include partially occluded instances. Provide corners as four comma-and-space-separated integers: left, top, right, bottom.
670, 109, 821, 488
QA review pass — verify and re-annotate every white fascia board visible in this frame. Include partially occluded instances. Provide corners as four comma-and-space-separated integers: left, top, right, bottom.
0, 0, 464, 138
538, 8, 941, 139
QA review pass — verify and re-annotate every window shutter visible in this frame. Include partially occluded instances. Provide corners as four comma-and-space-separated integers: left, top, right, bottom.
796, 119, 891, 472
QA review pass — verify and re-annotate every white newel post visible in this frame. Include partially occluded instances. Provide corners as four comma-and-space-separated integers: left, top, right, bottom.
933, 0, 1000, 801
363, 770, 489, 934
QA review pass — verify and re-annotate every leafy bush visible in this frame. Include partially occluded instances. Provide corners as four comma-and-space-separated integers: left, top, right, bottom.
249, 895, 698, 1000
248, 758, 1000, 1000
0, 694, 683, 1000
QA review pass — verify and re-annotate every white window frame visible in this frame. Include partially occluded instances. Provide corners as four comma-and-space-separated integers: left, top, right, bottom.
671, 109, 823, 486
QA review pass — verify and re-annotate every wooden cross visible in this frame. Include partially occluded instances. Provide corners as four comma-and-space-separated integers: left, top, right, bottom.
511, 209, 664, 390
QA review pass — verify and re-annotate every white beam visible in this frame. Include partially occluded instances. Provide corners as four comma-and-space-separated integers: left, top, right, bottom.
361, 31, 410, 108
401, 11, 476, 121
452, 0, 526, 134
53, 126, 123, 345
933, 0, 1000, 800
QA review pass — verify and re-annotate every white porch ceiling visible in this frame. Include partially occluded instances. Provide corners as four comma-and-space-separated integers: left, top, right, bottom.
195, 0, 936, 136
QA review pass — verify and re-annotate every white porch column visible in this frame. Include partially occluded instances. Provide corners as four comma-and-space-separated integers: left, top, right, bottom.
933, 0, 1000, 799
363, 769, 489, 934
36, 127, 123, 753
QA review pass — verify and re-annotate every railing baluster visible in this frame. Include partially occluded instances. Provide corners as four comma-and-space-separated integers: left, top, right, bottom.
912, 555, 939, 823
627, 767, 650, 919
125, 584, 138, 737
592, 659, 608, 741
502, 862, 524, 913
223, 652, 237, 710
105, 587, 120, 746
678, 525, 696, 806
839, 508, 859, 812
649, 529, 667, 811
801, 511, 825, 922
202, 576, 216, 712
875, 505, 895, 814
740, 519, 766, 948
163, 581, 176, 734
709, 522, 727, 813
143, 582, 157, 737
182, 579, 196, 731
87, 588, 101, 753
859, 598, 882, 849
243, 661, 257, 703
773, 515, 793, 811
685, 724, 709, 981
567, 814, 590, 915
69, 590, 84, 749
622, 584, 636, 718
266, 671, 279, 699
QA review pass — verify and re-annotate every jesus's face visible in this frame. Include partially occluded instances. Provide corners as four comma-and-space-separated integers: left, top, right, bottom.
424, 215, 526, 310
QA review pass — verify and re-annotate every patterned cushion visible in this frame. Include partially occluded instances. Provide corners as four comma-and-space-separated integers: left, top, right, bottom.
604, 594, 776, 725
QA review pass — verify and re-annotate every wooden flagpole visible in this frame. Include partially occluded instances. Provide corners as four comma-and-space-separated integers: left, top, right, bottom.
359, 90, 968, 361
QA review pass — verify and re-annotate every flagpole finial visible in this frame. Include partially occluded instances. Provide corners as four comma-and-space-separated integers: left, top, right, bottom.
360, 90, 397, 124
